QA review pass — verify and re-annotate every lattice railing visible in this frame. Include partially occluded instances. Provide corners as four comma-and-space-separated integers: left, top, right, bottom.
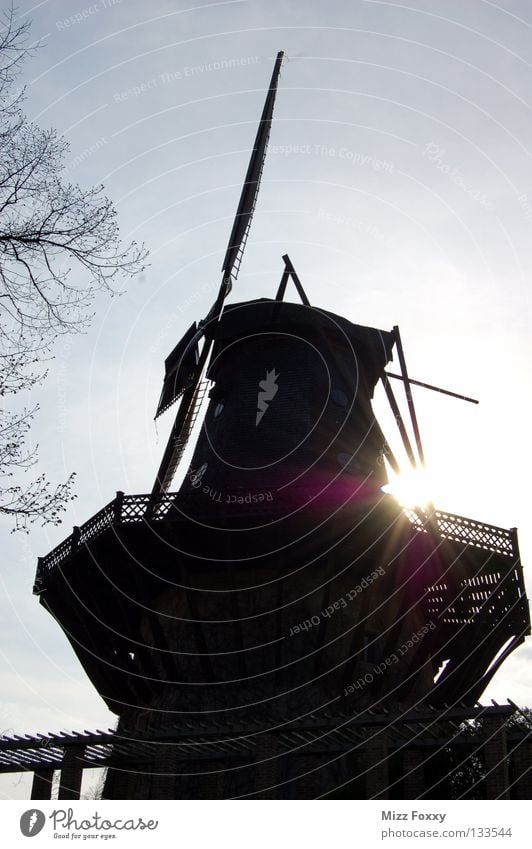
35, 495, 517, 588
37, 537, 73, 573
79, 502, 115, 545
404, 509, 515, 558
36, 492, 181, 584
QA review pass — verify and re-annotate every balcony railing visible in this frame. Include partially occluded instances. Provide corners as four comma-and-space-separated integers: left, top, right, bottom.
404, 508, 515, 558
35, 492, 517, 589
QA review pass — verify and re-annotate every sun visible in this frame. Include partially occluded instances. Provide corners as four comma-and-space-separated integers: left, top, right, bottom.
381, 468, 433, 509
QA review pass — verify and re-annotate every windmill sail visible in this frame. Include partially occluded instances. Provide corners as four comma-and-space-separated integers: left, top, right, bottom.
155, 323, 199, 419
150, 51, 284, 497
221, 50, 284, 284
158, 378, 210, 492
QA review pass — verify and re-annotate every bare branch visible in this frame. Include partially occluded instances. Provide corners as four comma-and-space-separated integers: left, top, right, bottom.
0, 7, 148, 530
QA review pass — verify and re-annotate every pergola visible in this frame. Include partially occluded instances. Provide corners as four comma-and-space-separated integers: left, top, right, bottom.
1, 701, 530, 800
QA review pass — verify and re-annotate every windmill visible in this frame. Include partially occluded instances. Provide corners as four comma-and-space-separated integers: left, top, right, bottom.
32, 52, 529, 800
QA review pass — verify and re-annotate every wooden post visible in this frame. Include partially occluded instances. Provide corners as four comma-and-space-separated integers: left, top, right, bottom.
58, 746, 85, 800
363, 729, 389, 799
114, 491, 124, 524
253, 733, 278, 799
71, 526, 80, 554
33, 557, 44, 594
393, 325, 425, 466
31, 767, 55, 800
403, 748, 425, 799
511, 739, 531, 799
483, 716, 510, 799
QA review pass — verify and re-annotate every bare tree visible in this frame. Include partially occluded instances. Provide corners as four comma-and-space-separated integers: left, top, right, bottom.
0, 6, 146, 530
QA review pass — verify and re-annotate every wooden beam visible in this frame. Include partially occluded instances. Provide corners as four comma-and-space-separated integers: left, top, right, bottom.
381, 374, 417, 469
393, 326, 425, 466
384, 372, 478, 405
282, 254, 311, 306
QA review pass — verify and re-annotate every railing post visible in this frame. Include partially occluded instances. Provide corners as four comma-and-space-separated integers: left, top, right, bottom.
33, 557, 44, 594
114, 491, 125, 524
71, 526, 80, 554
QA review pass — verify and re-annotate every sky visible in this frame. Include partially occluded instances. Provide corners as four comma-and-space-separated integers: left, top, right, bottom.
1, 0, 531, 798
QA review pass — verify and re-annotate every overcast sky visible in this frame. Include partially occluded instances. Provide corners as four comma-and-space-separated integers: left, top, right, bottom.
1, 0, 531, 798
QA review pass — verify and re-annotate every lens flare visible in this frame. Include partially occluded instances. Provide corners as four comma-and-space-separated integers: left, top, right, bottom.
381, 469, 432, 509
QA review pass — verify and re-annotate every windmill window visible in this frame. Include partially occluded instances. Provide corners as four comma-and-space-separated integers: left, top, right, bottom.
331, 388, 348, 407
214, 402, 225, 418
337, 452, 362, 473
362, 633, 379, 665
